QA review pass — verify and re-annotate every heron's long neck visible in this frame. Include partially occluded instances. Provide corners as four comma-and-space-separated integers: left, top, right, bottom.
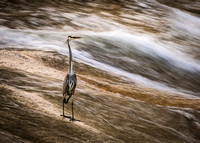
67, 40, 74, 75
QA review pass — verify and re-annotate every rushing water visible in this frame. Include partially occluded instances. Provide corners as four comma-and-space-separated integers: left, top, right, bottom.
0, 0, 200, 97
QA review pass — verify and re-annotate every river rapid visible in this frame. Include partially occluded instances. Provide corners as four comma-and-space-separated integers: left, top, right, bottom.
1, 0, 200, 97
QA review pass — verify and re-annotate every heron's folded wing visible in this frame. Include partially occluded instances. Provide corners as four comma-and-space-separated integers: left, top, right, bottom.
62, 74, 69, 96
72, 74, 77, 95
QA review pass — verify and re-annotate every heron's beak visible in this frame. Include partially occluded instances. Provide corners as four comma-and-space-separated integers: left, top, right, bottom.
72, 37, 82, 39
65, 36, 81, 43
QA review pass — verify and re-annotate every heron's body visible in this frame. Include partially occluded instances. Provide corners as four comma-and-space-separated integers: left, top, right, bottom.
63, 74, 77, 100
62, 36, 80, 120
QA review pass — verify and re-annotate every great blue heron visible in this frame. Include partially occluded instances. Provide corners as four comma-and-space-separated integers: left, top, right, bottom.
62, 36, 81, 121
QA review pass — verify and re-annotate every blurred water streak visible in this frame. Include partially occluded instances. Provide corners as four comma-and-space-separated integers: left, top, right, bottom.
0, 0, 200, 97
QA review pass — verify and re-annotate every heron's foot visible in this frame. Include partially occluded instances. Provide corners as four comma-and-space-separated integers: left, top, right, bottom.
70, 117, 75, 122
69, 117, 80, 122
60, 114, 71, 119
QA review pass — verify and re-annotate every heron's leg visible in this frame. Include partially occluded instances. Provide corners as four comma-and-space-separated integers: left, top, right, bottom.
63, 98, 65, 116
72, 99, 74, 119
70, 99, 75, 121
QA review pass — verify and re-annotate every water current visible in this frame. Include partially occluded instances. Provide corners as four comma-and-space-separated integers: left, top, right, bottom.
0, 0, 200, 97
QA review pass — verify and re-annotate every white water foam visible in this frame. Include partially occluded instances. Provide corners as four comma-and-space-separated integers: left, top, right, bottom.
0, 27, 199, 98
170, 9, 200, 39
81, 31, 200, 72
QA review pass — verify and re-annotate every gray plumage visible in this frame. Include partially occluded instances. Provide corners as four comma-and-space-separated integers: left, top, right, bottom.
62, 36, 81, 120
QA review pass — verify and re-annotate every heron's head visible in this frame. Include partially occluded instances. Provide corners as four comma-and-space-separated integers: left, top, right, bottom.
66, 36, 82, 42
